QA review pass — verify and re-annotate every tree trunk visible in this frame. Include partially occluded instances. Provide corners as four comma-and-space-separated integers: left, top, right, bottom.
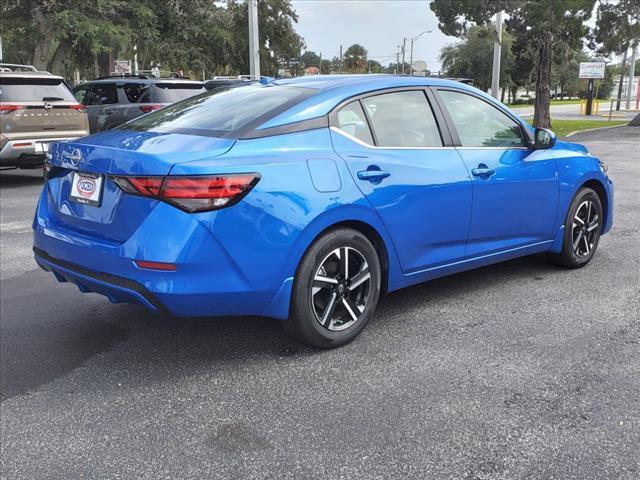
615, 48, 628, 111
31, 7, 53, 70
533, 31, 552, 129
501, 86, 506, 103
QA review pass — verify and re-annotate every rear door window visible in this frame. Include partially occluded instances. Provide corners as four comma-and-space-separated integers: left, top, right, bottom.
123, 83, 148, 103
85, 83, 118, 105
151, 83, 206, 103
0, 77, 76, 102
362, 91, 443, 147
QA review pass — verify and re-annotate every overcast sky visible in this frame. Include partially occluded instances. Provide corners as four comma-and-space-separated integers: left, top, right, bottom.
290, 0, 458, 72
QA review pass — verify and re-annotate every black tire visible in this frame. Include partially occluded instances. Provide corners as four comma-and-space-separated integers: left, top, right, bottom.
547, 187, 603, 268
283, 228, 381, 349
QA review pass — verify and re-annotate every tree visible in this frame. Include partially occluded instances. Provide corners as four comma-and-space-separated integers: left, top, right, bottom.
430, 0, 596, 128
300, 51, 321, 68
319, 59, 332, 74
590, 0, 640, 109
439, 25, 514, 93
343, 44, 367, 73
0, 0, 304, 79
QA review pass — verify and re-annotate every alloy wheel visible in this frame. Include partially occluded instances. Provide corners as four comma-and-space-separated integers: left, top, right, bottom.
311, 246, 372, 331
571, 200, 599, 258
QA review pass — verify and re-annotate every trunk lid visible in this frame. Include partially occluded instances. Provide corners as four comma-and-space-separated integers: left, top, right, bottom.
44, 130, 235, 242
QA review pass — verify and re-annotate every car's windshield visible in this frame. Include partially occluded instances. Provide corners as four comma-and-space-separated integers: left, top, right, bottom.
122, 85, 315, 137
0, 77, 76, 102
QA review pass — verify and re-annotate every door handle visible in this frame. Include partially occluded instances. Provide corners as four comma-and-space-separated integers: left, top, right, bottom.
357, 169, 390, 181
471, 165, 496, 179
103, 108, 115, 115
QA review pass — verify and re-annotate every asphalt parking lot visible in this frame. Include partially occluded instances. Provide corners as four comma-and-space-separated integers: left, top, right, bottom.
1, 126, 638, 479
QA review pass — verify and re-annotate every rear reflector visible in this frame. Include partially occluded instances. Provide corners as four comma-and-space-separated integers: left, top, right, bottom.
0, 104, 24, 113
13, 142, 32, 147
134, 260, 177, 271
69, 104, 86, 112
113, 174, 260, 213
139, 104, 163, 113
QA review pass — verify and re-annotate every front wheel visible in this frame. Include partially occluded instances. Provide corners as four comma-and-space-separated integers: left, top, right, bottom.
284, 228, 381, 349
547, 187, 603, 268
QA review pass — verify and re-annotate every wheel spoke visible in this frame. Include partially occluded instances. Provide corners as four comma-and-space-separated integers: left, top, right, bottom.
348, 267, 370, 291
321, 292, 338, 327
342, 297, 360, 321
340, 247, 349, 279
313, 275, 338, 289
582, 234, 591, 254
573, 230, 583, 250
587, 215, 599, 232
574, 215, 585, 225
587, 202, 592, 223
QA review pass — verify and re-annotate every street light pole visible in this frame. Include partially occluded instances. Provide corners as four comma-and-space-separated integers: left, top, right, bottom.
409, 30, 432, 76
401, 38, 406, 74
491, 10, 503, 99
248, 0, 260, 78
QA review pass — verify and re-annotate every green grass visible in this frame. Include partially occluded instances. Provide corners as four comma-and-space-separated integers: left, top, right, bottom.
509, 99, 584, 108
526, 119, 628, 137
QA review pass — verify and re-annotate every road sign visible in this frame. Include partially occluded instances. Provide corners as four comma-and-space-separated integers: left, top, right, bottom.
579, 62, 605, 79
114, 60, 131, 74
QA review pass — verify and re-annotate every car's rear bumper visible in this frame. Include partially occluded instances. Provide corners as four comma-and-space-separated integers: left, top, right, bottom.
0, 136, 85, 166
34, 247, 168, 313
32, 186, 291, 319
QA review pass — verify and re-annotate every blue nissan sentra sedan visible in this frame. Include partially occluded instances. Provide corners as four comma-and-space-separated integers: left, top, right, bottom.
34, 75, 613, 348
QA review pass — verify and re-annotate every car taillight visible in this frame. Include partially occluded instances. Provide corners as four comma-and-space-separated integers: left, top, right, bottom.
139, 104, 163, 113
69, 104, 86, 112
112, 174, 260, 212
0, 104, 24, 114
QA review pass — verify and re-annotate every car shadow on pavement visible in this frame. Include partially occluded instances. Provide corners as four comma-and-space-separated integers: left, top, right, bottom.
65, 253, 563, 388
1, 252, 562, 400
0, 169, 44, 189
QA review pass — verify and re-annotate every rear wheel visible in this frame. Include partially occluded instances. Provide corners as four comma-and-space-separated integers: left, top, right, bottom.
284, 228, 381, 349
547, 187, 603, 268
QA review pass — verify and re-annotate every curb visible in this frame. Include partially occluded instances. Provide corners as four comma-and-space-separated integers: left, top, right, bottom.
564, 123, 629, 138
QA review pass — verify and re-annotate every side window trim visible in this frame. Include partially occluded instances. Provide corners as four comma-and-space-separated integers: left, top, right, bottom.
432, 87, 532, 148
357, 98, 378, 146
329, 87, 455, 148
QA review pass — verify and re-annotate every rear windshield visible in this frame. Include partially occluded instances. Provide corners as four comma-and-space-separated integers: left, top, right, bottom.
122, 85, 316, 138
151, 83, 206, 103
0, 77, 76, 102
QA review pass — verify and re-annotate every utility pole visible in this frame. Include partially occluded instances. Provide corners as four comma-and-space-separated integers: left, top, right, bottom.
319, 52, 322, 74
491, 10, 503, 99
248, 0, 260, 78
396, 46, 401, 74
339, 44, 343, 72
401, 38, 406, 74
626, 43, 638, 110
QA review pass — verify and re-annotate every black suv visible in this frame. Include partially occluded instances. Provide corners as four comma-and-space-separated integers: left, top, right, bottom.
73, 75, 205, 133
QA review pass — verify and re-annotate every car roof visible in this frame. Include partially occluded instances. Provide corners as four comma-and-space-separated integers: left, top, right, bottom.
82, 77, 203, 84
0, 71, 64, 80
259, 74, 483, 130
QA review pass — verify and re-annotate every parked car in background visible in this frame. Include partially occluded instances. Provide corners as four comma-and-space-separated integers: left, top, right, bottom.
73, 75, 205, 133
34, 75, 613, 348
0, 64, 89, 169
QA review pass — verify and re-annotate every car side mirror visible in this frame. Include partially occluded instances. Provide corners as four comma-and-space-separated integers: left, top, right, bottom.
534, 128, 556, 149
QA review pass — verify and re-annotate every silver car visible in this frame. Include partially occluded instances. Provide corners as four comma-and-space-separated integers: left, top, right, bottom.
0, 64, 89, 169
